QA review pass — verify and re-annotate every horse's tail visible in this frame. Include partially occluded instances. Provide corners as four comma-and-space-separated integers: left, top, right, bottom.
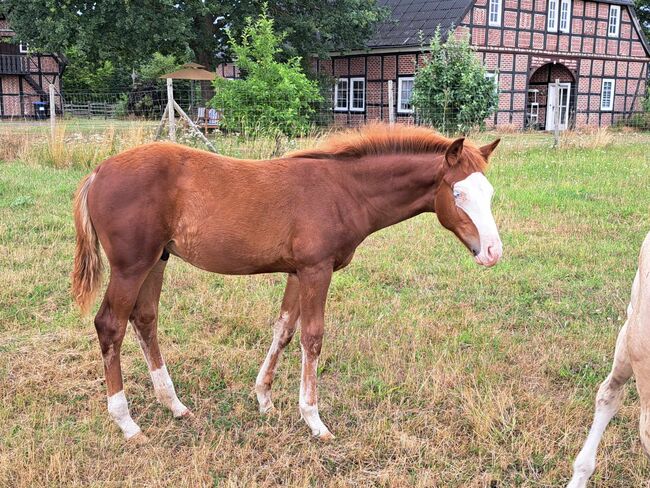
72, 172, 103, 317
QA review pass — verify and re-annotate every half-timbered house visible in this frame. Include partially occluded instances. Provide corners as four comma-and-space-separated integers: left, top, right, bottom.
312, 0, 650, 129
0, 14, 65, 118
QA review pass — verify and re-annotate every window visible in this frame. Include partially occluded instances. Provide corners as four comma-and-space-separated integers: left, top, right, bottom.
334, 77, 366, 112
334, 78, 349, 111
397, 77, 414, 113
608, 5, 620, 37
548, 0, 559, 32
601, 78, 614, 111
350, 77, 365, 112
485, 72, 499, 94
488, 0, 502, 26
18, 43, 28, 54
559, 0, 571, 33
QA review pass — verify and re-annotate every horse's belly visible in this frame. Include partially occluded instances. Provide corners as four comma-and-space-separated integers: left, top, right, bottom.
168, 234, 292, 275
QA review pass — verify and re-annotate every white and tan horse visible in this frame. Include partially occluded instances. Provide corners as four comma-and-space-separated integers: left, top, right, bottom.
568, 231, 650, 487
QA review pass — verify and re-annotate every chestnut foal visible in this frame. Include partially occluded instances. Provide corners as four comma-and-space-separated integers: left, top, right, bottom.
568, 231, 650, 487
72, 124, 502, 442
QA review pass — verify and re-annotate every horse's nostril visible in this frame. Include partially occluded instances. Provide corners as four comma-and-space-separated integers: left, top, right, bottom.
471, 247, 479, 256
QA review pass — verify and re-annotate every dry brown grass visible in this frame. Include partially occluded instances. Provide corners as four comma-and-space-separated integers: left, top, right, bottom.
1, 129, 650, 486
559, 127, 614, 149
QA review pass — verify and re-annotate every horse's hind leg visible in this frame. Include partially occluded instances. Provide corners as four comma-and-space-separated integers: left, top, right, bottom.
95, 271, 150, 442
568, 320, 633, 488
255, 274, 300, 413
130, 258, 190, 418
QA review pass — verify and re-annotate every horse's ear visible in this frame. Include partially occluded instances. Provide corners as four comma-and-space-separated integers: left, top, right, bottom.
479, 138, 501, 160
445, 138, 465, 167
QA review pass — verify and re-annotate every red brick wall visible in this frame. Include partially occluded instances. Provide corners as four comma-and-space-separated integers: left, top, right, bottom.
216, 63, 239, 79
468, 1, 647, 59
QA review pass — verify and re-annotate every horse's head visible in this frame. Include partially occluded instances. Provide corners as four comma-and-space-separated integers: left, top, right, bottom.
434, 137, 502, 267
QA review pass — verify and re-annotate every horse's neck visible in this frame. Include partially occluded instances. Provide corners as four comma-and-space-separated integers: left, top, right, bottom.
337, 153, 445, 235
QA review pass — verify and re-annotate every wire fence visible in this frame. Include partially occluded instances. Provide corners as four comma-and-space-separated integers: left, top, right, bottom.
0, 82, 647, 159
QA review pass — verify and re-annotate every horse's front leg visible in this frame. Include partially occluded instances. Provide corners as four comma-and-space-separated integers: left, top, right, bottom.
255, 274, 300, 413
297, 263, 334, 440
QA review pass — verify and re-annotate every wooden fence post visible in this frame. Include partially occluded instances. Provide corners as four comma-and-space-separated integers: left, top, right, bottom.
553, 78, 561, 148
167, 78, 176, 142
49, 84, 56, 139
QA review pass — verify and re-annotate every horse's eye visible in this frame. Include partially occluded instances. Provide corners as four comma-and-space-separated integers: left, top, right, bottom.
453, 190, 461, 199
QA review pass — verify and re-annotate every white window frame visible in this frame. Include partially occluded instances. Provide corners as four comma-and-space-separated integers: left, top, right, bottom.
488, 0, 502, 26
547, 0, 559, 32
608, 5, 620, 37
18, 42, 28, 54
334, 78, 349, 111
397, 77, 415, 114
349, 77, 365, 112
600, 78, 615, 111
559, 0, 571, 33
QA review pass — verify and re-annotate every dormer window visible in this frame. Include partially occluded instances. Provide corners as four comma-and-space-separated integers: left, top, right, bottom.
608, 5, 620, 37
19, 43, 28, 54
488, 0, 502, 26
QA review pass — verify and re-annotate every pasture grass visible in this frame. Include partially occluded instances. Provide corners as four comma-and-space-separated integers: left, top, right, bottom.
1, 128, 650, 486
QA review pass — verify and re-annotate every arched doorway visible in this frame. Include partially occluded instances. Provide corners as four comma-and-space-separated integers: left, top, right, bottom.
527, 63, 576, 131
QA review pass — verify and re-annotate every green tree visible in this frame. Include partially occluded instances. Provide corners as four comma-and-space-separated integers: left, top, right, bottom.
210, 8, 322, 136
411, 29, 498, 134
61, 47, 129, 92
2, 0, 387, 90
635, 0, 650, 39
138, 53, 183, 84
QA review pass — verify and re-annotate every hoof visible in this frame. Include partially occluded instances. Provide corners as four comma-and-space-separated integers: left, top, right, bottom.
128, 432, 149, 445
316, 430, 335, 442
175, 408, 194, 419
259, 401, 275, 415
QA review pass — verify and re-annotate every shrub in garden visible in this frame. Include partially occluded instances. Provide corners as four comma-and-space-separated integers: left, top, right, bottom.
412, 28, 498, 134
210, 8, 322, 137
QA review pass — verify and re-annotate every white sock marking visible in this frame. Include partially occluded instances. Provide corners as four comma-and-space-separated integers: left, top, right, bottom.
256, 312, 290, 413
107, 390, 141, 439
299, 345, 331, 438
150, 365, 189, 417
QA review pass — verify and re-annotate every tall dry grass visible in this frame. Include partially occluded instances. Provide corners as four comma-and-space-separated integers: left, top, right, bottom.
21, 125, 151, 169
559, 127, 614, 149
0, 122, 332, 169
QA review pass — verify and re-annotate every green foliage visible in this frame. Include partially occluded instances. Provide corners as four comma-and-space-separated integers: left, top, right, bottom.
635, 0, 650, 39
138, 53, 183, 83
61, 47, 129, 92
411, 29, 498, 134
210, 9, 322, 136
4, 0, 387, 91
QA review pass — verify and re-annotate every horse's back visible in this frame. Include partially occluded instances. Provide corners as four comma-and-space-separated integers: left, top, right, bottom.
86, 142, 304, 274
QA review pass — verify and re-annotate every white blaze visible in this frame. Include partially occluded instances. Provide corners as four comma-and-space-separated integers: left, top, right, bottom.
453, 172, 502, 266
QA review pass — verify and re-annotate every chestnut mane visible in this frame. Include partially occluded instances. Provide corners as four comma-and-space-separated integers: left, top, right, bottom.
286, 123, 487, 172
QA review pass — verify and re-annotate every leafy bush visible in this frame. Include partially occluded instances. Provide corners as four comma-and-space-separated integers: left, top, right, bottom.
210, 7, 322, 137
138, 53, 182, 84
412, 28, 498, 134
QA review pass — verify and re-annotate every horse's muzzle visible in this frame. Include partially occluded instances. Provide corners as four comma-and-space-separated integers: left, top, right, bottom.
475, 237, 502, 267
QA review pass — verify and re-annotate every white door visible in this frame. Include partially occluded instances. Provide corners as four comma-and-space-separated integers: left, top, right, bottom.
546, 82, 571, 131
